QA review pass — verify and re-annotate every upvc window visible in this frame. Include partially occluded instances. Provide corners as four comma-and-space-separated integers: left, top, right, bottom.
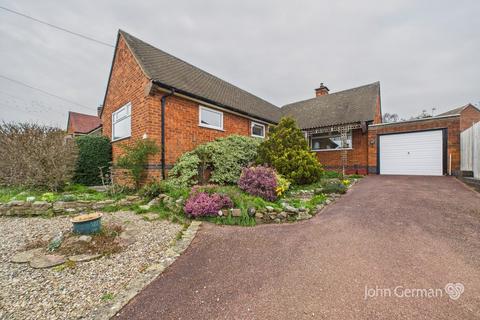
251, 122, 265, 138
199, 106, 223, 130
112, 102, 131, 141
310, 131, 352, 151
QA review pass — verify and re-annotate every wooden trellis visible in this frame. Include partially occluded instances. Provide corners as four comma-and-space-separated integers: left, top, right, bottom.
304, 123, 363, 175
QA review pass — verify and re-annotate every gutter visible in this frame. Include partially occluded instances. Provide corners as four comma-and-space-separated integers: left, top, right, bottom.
368, 114, 459, 127
161, 88, 175, 179
152, 80, 278, 125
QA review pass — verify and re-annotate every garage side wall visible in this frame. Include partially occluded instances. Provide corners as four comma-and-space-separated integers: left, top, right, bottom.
368, 116, 461, 175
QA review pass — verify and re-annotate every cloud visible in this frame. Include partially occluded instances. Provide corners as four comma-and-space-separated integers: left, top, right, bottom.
0, 0, 479, 128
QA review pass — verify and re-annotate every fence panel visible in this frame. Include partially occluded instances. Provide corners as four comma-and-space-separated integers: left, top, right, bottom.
461, 127, 473, 171
474, 123, 480, 179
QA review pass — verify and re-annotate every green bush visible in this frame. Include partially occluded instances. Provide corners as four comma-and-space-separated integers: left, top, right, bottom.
73, 136, 112, 186
139, 180, 167, 200
169, 135, 260, 186
256, 117, 323, 185
117, 139, 159, 189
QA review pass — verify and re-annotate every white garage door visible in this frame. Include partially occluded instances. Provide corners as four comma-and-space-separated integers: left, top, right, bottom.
379, 130, 444, 176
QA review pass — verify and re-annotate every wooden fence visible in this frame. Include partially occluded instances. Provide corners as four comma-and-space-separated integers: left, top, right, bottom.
461, 122, 480, 178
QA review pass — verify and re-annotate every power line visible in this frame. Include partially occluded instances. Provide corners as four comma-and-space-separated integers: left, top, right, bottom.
0, 6, 114, 48
0, 74, 96, 111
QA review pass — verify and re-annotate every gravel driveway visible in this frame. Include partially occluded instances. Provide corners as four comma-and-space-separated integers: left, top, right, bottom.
116, 176, 480, 320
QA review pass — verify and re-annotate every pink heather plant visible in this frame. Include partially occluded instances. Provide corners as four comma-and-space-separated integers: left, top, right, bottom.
238, 165, 278, 201
184, 192, 233, 217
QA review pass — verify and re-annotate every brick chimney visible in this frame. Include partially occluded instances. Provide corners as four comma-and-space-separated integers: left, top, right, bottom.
315, 83, 329, 97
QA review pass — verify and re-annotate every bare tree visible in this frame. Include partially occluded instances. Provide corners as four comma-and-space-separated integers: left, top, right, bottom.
382, 112, 400, 123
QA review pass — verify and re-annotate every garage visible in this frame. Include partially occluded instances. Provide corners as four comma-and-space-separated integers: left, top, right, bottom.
378, 129, 445, 176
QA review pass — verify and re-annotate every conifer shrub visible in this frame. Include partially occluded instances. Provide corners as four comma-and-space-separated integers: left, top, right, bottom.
256, 117, 323, 185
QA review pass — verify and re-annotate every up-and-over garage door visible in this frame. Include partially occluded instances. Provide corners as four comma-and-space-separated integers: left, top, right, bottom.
379, 130, 445, 176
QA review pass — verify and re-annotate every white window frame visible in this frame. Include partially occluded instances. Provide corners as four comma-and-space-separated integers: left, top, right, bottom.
111, 102, 132, 141
199, 105, 224, 131
251, 121, 266, 138
310, 131, 353, 151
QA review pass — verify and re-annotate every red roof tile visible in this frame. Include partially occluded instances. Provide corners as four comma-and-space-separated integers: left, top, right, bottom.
67, 112, 102, 134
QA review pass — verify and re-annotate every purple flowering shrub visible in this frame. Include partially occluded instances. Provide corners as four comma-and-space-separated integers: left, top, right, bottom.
237, 165, 278, 201
184, 191, 233, 217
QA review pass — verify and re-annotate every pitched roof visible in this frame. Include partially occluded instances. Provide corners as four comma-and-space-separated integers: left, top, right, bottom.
281, 82, 380, 129
119, 30, 280, 123
436, 103, 478, 117
67, 112, 102, 134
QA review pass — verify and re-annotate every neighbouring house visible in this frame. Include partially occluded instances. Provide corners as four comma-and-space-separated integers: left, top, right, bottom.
66, 111, 102, 137
100, 30, 480, 181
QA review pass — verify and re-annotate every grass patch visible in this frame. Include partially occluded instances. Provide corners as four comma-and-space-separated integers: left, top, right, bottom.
101, 293, 114, 302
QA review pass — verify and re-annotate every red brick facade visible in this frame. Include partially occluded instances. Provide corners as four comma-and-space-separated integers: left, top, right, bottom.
367, 116, 461, 175
460, 105, 480, 132
102, 34, 268, 182
102, 33, 478, 181
314, 129, 369, 175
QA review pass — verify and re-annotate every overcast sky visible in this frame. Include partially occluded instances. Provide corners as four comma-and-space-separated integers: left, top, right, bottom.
0, 0, 479, 128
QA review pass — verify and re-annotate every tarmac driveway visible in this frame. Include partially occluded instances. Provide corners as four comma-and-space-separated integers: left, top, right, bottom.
116, 176, 480, 319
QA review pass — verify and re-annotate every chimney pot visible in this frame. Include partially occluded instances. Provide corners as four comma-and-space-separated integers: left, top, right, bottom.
315, 83, 329, 97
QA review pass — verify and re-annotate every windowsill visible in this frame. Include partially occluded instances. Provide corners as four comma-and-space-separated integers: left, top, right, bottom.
312, 148, 353, 152
199, 124, 224, 131
111, 136, 131, 143
251, 134, 265, 139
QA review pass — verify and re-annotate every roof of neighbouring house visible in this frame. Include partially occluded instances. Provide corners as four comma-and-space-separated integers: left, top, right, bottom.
436, 103, 479, 117
281, 82, 380, 129
119, 30, 281, 123
67, 111, 102, 134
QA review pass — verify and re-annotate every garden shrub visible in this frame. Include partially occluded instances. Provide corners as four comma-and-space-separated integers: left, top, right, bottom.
256, 117, 323, 185
116, 139, 159, 189
168, 151, 201, 187
169, 135, 260, 186
275, 173, 290, 197
73, 135, 112, 186
203, 135, 261, 184
184, 192, 233, 217
238, 165, 278, 201
0, 122, 78, 191
139, 180, 165, 200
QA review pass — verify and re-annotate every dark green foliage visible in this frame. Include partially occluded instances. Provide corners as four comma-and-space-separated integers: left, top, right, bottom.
116, 139, 159, 189
322, 170, 342, 179
139, 180, 168, 200
256, 117, 323, 185
73, 136, 112, 186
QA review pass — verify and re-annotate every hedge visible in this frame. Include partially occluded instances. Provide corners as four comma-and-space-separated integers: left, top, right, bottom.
73, 135, 112, 186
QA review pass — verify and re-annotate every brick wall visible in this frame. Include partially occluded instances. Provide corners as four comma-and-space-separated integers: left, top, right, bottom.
460, 105, 480, 132
101, 34, 267, 182
101, 34, 151, 162
367, 116, 461, 175
314, 129, 369, 175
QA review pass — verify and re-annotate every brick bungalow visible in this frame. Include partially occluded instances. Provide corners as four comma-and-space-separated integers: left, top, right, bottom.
99, 30, 480, 180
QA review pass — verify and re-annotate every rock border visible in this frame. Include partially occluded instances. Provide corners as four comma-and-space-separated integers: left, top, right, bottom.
0, 196, 142, 216
88, 221, 202, 320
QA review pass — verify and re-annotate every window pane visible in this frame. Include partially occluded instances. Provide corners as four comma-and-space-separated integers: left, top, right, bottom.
200, 108, 222, 128
252, 124, 264, 137
113, 116, 131, 140
114, 104, 129, 121
311, 132, 352, 150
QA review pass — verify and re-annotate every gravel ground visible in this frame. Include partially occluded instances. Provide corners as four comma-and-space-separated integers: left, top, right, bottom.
0, 211, 182, 320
